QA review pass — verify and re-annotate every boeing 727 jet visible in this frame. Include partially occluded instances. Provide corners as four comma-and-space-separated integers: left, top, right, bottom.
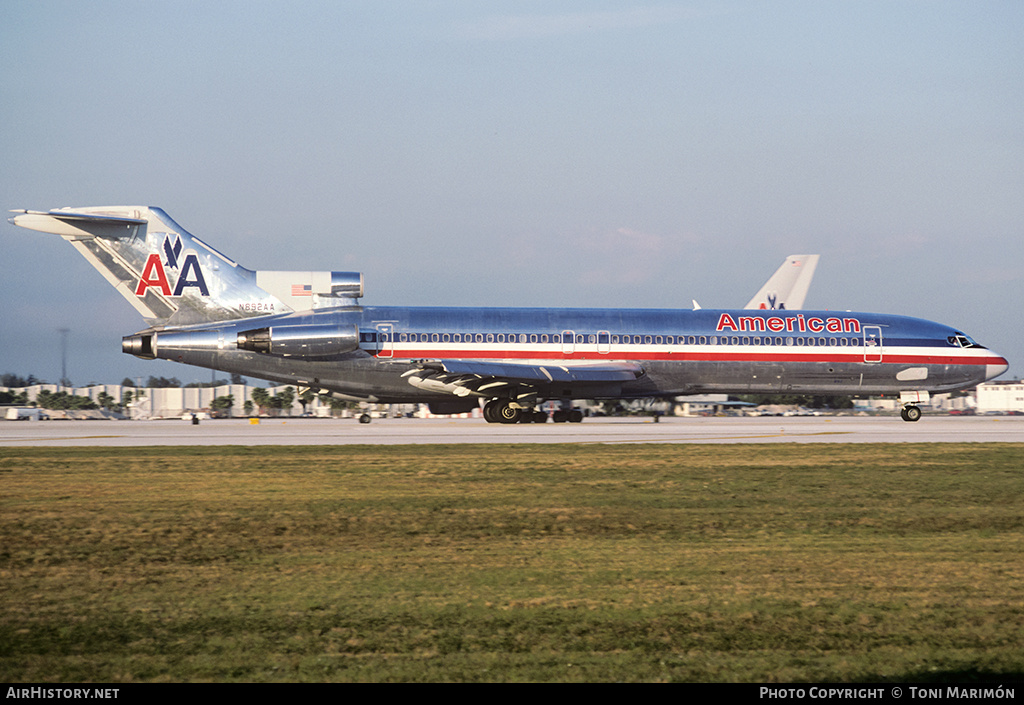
10, 206, 1008, 423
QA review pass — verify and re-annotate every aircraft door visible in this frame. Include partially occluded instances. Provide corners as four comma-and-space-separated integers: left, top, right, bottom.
376, 323, 394, 358
863, 326, 883, 363
562, 330, 575, 356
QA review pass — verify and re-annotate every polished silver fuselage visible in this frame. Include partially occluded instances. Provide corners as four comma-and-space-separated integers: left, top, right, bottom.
135, 304, 1007, 404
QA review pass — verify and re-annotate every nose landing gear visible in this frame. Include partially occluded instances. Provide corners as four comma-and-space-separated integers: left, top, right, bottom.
898, 391, 928, 423
900, 405, 922, 422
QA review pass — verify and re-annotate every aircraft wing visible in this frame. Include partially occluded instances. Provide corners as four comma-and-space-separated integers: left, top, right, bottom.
403, 359, 645, 398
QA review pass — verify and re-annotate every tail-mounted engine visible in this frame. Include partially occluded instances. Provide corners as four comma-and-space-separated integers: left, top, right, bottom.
122, 321, 361, 362
236, 323, 359, 359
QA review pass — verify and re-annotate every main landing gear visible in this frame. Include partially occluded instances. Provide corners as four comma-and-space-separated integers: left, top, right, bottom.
483, 399, 526, 424
552, 408, 584, 423
900, 405, 922, 422
482, 400, 585, 424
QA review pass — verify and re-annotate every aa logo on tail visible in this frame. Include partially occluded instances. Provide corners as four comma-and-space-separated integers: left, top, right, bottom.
758, 293, 786, 310
134, 235, 210, 297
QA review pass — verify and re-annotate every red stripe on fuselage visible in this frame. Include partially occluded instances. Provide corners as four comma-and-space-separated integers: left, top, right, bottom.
369, 348, 1004, 366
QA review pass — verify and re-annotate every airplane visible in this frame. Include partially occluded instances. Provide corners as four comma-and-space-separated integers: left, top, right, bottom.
9, 206, 1008, 424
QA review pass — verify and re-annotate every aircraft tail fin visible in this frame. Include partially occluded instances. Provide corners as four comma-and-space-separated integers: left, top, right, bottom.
9, 206, 362, 328
744, 254, 819, 310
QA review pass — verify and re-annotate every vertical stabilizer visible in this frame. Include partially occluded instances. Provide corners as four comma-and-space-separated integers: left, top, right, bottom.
744, 254, 819, 310
9, 206, 289, 327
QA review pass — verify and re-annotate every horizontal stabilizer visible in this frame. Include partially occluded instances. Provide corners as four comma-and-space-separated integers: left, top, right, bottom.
10, 209, 147, 240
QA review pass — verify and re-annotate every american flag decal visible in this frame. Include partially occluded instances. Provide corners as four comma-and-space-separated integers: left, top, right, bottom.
291, 284, 312, 297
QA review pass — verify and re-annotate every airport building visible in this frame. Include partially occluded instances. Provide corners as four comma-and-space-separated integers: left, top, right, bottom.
2, 383, 314, 419
975, 380, 1024, 413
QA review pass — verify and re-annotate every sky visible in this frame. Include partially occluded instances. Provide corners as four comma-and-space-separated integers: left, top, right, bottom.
1, 0, 1022, 386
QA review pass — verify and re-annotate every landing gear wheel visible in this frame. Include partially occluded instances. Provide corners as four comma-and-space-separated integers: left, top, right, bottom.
552, 410, 568, 423
569, 409, 584, 423
532, 410, 548, 423
496, 401, 522, 424
483, 400, 500, 423
358, 413, 371, 424
902, 405, 922, 422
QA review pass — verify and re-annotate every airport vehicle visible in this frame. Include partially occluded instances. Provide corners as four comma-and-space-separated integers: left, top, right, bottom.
10, 207, 1008, 423
5, 408, 47, 421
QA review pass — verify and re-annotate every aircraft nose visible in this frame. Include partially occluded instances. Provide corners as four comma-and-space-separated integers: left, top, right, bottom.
985, 356, 1009, 381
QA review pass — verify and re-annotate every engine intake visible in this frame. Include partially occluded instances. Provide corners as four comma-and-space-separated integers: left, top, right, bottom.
237, 323, 359, 358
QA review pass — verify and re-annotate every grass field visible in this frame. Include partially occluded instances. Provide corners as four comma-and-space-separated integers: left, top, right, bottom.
1, 444, 1023, 682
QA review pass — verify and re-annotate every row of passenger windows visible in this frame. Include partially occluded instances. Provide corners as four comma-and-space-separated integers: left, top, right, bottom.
363, 332, 866, 347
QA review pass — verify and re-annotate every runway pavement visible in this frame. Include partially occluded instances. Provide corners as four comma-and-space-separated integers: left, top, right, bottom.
2, 414, 1023, 446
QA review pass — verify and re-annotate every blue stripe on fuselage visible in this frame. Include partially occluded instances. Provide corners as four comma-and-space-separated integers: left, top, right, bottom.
356, 307, 959, 348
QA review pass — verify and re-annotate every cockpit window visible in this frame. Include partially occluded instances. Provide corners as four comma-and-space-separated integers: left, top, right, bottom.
948, 332, 986, 349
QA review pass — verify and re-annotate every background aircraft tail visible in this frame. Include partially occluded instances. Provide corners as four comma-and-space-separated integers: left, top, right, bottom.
744, 254, 819, 310
10, 206, 362, 328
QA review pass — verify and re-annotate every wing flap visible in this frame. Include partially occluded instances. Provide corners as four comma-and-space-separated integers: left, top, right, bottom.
404, 359, 644, 398
427, 359, 644, 383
